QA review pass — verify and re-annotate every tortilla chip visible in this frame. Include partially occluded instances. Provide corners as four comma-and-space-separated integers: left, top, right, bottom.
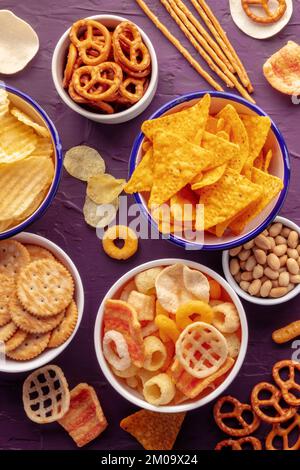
206, 115, 218, 134
217, 105, 249, 173
229, 168, 283, 235
120, 410, 186, 450
170, 186, 198, 222
216, 130, 229, 141
142, 94, 210, 143
148, 132, 214, 207
253, 150, 264, 170
241, 114, 271, 176
191, 164, 227, 190
264, 149, 273, 172
201, 131, 239, 169
125, 148, 154, 194
196, 168, 262, 230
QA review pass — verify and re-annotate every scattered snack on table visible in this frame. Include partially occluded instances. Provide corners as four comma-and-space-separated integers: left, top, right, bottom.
265, 413, 300, 451
64, 145, 105, 181
263, 41, 300, 95
0, 240, 78, 361
272, 360, 300, 406
0, 90, 54, 234
229, 221, 300, 299
120, 409, 186, 450
214, 395, 261, 436
272, 320, 300, 344
125, 94, 283, 238
62, 18, 151, 114
101, 262, 242, 406
215, 436, 262, 451
251, 381, 297, 423
58, 383, 108, 448
23, 365, 70, 423
242, 0, 287, 24
102, 225, 138, 260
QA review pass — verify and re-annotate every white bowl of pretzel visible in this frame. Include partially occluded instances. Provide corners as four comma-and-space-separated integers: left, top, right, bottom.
94, 258, 248, 413
52, 15, 158, 124
0, 233, 84, 373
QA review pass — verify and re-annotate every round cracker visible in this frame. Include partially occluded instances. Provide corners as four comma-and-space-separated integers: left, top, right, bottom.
0, 274, 15, 326
0, 321, 17, 342
0, 240, 30, 276
83, 195, 119, 228
6, 332, 50, 361
48, 300, 78, 348
10, 294, 65, 334
17, 259, 74, 317
4, 329, 27, 353
64, 145, 105, 181
24, 244, 55, 262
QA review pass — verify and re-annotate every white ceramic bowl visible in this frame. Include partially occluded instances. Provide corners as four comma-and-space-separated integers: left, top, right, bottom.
0, 233, 84, 373
52, 15, 158, 124
222, 216, 300, 306
94, 258, 248, 413
129, 91, 290, 251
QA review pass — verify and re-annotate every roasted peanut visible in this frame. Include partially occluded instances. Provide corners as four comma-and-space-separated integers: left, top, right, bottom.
243, 240, 255, 250
267, 253, 280, 271
269, 223, 282, 237
230, 258, 240, 276
229, 246, 242, 257
279, 272, 289, 287
270, 287, 288, 298
267, 237, 276, 250
253, 264, 264, 279
260, 280, 272, 298
254, 249, 267, 265
279, 254, 288, 267
245, 255, 256, 272
248, 279, 261, 296
273, 244, 287, 257
238, 249, 251, 261
275, 235, 287, 245
241, 271, 253, 282
255, 234, 271, 251
288, 231, 299, 249
240, 281, 250, 292
235, 272, 242, 283
281, 227, 291, 238
287, 258, 299, 275
290, 274, 300, 284
264, 267, 279, 280
287, 248, 299, 260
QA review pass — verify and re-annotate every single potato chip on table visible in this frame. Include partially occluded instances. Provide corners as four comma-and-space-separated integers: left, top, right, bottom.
87, 173, 125, 205
64, 145, 106, 181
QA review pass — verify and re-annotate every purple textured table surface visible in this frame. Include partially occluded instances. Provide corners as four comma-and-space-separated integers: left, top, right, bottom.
1, 0, 300, 451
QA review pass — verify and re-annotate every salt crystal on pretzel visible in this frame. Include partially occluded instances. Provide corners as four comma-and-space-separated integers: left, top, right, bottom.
103, 299, 144, 367
103, 330, 131, 371
176, 322, 228, 379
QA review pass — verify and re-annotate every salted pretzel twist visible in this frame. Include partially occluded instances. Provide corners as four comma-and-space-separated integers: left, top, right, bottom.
112, 21, 151, 73
251, 382, 297, 424
63, 43, 78, 88
215, 436, 262, 451
265, 413, 300, 451
214, 396, 261, 437
273, 360, 300, 407
119, 77, 145, 103
70, 19, 112, 66
242, 0, 287, 24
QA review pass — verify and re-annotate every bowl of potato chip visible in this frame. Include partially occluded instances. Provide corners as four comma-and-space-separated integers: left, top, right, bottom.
94, 259, 248, 412
52, 15, 158, 124
0, 85, 62, 240
126, 91, 290, 251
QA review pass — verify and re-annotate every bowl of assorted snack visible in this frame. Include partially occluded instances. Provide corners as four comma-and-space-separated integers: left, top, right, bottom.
52, 15, 158, 124
126, 91, 290, 251
0, 85, 62, 240
223, 216, 300, 305
94, 259, 248, 412
0, 233, 84, 373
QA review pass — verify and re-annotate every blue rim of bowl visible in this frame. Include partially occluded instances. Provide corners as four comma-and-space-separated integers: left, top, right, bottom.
0, 83, 63, 240
129, 90, 291, 251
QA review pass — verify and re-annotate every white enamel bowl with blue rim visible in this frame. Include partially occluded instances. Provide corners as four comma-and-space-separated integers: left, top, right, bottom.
94, 259, 248, 413
129, 91, 290, 251
0, 232, 84, 374
0, 84, 63, 241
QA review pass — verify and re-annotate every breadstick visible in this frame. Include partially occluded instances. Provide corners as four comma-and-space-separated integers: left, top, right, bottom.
164, 0, 255, 103
172, 0, 234, 73
135, 0, 223, 91
272, 320, 300, 344
161, 0, 233, 88
189, 0, 253, 92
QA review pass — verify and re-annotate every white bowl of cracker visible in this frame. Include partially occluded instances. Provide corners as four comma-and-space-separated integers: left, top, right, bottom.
94, 259, 248, 413
0, 233, 84, 373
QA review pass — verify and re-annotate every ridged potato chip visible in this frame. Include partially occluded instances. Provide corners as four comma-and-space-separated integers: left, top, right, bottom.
0, 156, 54, 222
0, 113, 37, 163
31, 136, 53, 158
87, 173, 125, 204
64, 145, 105, 181
0, 89, 9, 118
83, 195, 119, 228
11, 107, 50, 138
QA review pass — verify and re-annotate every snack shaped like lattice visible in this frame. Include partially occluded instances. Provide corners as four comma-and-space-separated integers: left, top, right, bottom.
23, 364, 70, 424
176, 322, 228, 379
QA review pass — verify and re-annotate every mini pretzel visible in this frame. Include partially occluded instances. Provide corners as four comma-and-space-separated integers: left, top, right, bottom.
214, 396, 261, 437
119, 77, 145, 104
72, 62, 123, 102
251, 382, 297, 424
68, 79, 114, 114
215, 436, 262, 451
242, 0, 287, 24
70, 19, 111, 65
265, 413, 300, 451
273, 360, 300, 407
112, 21, 151, 73
63, 43, 78, 88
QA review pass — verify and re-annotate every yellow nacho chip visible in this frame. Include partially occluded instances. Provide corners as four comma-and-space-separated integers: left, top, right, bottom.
216, 130, 229, 141
264, 149, 273, 172
191, 164, 227, 190
206, 115, 218, 134
253, 150, 264, 170
149, 132, 214, 207
229, 168, 283, 235
201, 131, 239, 169
125, 148, 154, 194
142, 94, 210, 143
217, 105, 249, 173
196, 168, 262, 230
170, 186, 198, 222
241, 114, 271, 176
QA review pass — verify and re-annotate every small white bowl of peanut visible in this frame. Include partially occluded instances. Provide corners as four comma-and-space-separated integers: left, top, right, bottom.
222, 216, 300, 305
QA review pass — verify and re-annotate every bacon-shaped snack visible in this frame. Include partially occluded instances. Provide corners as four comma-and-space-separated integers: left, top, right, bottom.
103, 299, 144, 367
58, 383, 107, 448
171, 356, 234, 399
